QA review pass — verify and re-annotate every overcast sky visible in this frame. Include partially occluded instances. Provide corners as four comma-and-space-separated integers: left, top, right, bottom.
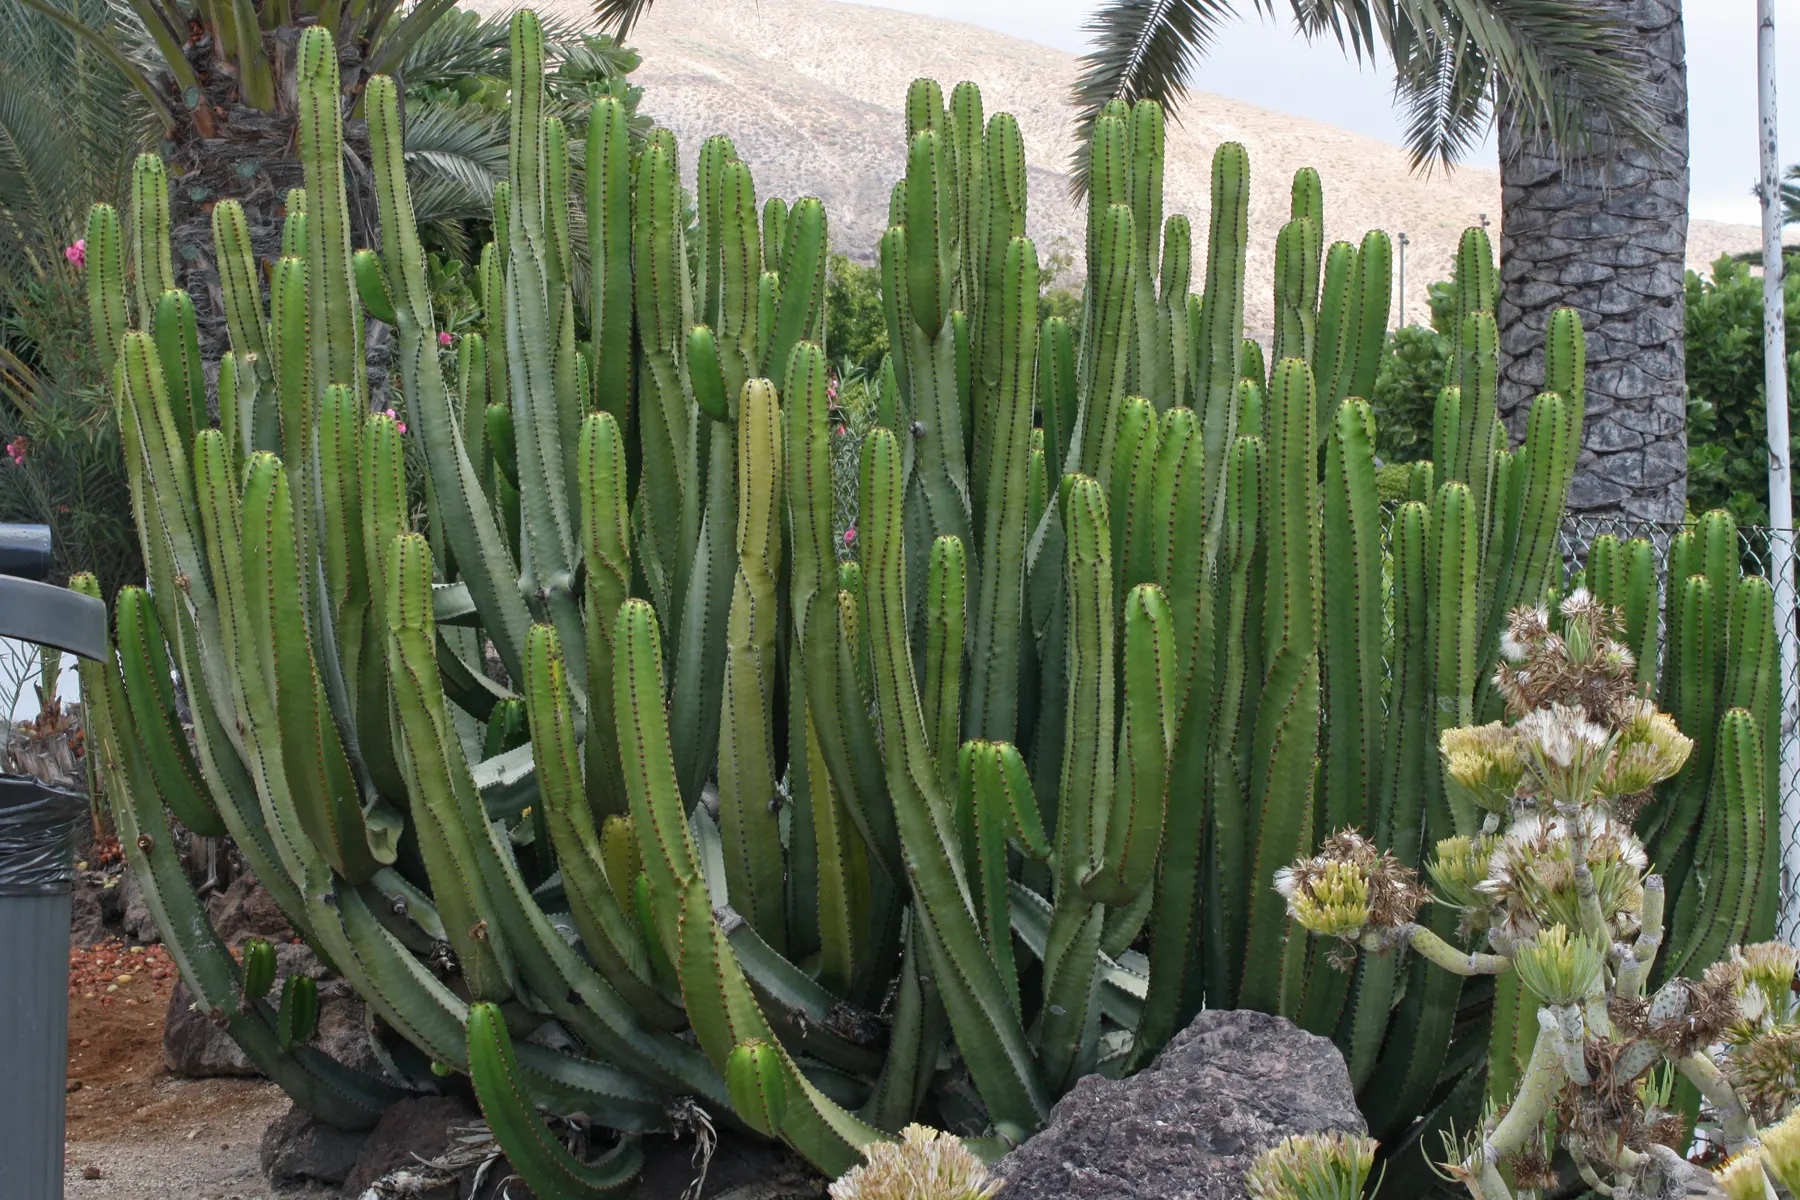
861, 0, 1799, 227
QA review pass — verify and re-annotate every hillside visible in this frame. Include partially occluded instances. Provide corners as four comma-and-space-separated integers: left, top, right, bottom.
475, 0, 1759, 333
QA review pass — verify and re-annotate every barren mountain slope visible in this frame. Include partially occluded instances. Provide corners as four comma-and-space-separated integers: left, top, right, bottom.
477, 0, 1758, 333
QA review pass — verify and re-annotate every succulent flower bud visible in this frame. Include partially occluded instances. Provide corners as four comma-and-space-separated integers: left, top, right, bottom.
1599, 701, 1693, 796
1512, 924, 1605, 1006
1276, 859, 1372, 939
828, 1125, 1002, 1200
1714, 1152, 1770, 1200
1427, 835, 1500, 911
1440, 722, 1525, 813
1730, 942, 1799, 1023
1277, 831, 1427, 947
1760, 1108, 1800, 1195
1244, 1132, 1378, 1200
1559, 588, 1603, 664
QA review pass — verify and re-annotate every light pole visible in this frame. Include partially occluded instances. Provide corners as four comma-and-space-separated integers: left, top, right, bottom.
1755, 0, 1799, 943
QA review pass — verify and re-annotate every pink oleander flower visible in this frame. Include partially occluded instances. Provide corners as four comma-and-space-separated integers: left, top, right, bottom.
835, 424, 847, 436
383, 408, 407, 434
64, 239, 86, 268
843, 527, 856, 544
5, 436, 27, 466
439, 331, 454, 347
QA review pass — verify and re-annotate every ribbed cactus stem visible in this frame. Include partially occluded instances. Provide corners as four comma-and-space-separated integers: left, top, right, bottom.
129, 154, 175, 327
860, 425, 1049, 1133
1038, 473, 1113, 1092
966, 236, 1037, 743
1196, 143, 1249, 523
718, 379, 786, 951
365, 71, 532, 685
1077, 203, 1135, 483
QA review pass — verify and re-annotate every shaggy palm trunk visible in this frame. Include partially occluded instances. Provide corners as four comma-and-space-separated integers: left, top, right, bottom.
163, 31, 382, 371
1495, 0, 1689, 525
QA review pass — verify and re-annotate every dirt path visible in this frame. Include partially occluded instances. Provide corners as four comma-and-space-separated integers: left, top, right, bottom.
61, 940, 303, 1199
64, 1079, 294, 1199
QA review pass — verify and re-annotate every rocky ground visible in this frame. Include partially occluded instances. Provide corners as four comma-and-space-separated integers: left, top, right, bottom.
61, 933, 300, 1198
56, 861, 821, 1199
54, 858, 1361, 1200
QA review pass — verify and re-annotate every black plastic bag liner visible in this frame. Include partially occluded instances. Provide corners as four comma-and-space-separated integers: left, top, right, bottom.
0, 774, 85, 895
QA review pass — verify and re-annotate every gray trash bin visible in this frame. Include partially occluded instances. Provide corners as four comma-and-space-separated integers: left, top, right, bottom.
0, 774, 87, 1200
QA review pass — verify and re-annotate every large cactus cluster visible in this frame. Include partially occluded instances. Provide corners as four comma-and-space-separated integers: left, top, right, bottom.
72, 9, 1775, 1193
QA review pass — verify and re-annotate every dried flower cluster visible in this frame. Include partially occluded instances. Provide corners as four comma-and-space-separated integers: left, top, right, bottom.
1478, 809, 1648, 943
1720, 942, 1800, 1125
1494, 592, 1641, 728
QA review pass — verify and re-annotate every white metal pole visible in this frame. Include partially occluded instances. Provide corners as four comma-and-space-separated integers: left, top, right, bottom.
1755, 0, 1800, 942
1397, 232, 1408, 330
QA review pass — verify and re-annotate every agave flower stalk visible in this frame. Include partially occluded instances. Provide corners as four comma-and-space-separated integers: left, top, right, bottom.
1282, 590, 1793, 1200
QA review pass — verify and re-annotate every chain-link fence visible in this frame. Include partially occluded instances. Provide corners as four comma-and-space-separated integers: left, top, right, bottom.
1548, 515, 1800, 945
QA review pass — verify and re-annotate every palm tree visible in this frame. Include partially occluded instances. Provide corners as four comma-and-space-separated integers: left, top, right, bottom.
1, 0, 160, 597
13, 0, 472, 354
1491, 0, 1688, 524
6, 1, 642, 356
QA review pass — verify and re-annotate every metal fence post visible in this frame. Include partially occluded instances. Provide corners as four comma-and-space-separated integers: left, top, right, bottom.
1754, 0, 1800, 942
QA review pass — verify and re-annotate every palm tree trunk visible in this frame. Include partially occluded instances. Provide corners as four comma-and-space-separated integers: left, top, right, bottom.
163, 29, 386, 393
1496, 0, 1689, 525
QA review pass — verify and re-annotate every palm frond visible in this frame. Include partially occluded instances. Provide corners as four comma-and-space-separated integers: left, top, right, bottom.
7, 0, 174, 128
0, 0, 152, 280
403, 100, 513, 226
1073, 0, 1658, 194
1385, 14, 1495, 174
556, 34, 641, 81
396, 6, 591, 93
1070, 0, 1250, 196
591, 0, 656, 39
398, 6, 522, 85
1779, 164, 1799, 228
1323, 0, 1658, 170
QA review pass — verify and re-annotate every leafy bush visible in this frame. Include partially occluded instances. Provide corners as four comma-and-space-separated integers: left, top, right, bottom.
1685, 253, 1800, 526
0, 268, 139, 597
825, 253, 889, 376
1371, 324, 1449, 463
1040, 287, 1083, 335
1366, 275, 1458, 465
